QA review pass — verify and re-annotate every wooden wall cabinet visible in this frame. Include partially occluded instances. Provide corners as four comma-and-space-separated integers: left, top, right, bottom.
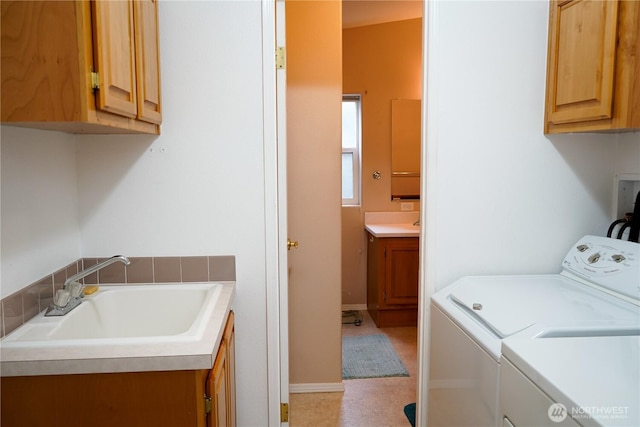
0, 312, 236, 427
367, 233, 419, 327
1, 0, 162, 134
544, 0, 640, 133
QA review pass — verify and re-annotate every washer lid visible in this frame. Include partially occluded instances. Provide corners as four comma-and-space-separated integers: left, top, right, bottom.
448, 275, 640, 339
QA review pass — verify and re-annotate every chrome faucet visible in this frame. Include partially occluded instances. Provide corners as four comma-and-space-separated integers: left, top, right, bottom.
45, 255, 130, 317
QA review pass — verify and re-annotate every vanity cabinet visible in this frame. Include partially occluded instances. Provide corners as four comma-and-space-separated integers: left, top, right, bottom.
0, 312, 236, 427
544, 0, 640, 133
367, 233, 419, 327
1, 0, 162, 134
206, 311, 236, 427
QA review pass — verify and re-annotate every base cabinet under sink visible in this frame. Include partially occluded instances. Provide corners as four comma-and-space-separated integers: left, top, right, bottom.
207, 311, 236, 427
366, 232, 419, 327
0, 312, 236, 427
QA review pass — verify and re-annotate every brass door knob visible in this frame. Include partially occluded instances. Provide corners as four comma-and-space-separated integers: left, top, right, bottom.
287, 239, 299, 250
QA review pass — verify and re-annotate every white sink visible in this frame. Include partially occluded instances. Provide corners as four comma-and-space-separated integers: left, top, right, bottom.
52, 284, 219, 339
364, 211, 420, 237
3, 284, 221, 344
1, 282, 235, 377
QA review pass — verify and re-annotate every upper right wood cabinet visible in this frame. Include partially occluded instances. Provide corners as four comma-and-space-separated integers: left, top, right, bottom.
544, 0, 640, 134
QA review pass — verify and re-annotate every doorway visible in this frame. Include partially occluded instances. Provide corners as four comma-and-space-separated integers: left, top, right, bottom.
339, 8, 424, 425
284, 0, 424, 422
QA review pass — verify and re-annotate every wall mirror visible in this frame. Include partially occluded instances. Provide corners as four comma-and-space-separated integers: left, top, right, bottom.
391, 99, 421, 200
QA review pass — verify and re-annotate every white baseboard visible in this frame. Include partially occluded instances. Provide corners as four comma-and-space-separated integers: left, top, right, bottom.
289, 382, 345, 394
341, 304, 367, 311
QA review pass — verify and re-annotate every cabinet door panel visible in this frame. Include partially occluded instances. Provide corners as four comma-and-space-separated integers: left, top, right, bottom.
134, 0, 162, 124
384, 240, 419, 305
207, 341, 228, 427
92, 0, 137, 118
224, 312, 236, 427
546, 0, 618, 124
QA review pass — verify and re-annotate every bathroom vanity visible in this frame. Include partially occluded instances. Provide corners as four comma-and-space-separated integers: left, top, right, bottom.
365, 213, 420, 327
0, 283, 236, 427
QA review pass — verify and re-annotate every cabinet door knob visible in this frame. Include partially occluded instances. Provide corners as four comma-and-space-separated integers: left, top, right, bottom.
287, 239, 299, 250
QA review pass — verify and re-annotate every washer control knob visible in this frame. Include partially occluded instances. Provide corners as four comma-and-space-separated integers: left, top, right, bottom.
577, 244, 589, 252
588, 253, 601, 264
612, 254, 626, 263
472, 303, 483, 311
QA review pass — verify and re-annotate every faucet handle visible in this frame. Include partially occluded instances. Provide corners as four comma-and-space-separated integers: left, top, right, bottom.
68, 282, 83, 298
54, 289, 71, 308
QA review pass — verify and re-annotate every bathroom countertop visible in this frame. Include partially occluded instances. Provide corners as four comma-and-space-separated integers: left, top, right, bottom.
0, 282, 235, 377
365, 223, 419, 238
364, 211, 420, 238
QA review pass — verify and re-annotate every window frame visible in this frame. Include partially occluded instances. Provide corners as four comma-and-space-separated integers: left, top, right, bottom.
342, 94, 362, 206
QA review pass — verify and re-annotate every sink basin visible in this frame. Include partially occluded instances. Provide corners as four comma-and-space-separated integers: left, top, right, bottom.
363, 211, 420, 238
52, 284, 219, 340
1, 282, 235, 377
364, 223, 420, 238
2, 283, 223, 345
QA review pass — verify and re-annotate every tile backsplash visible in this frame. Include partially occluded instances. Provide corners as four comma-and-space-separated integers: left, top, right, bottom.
0, 255, 236, 338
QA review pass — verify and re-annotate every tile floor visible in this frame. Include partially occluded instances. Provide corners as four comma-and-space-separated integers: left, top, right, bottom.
289, 311, 417, 427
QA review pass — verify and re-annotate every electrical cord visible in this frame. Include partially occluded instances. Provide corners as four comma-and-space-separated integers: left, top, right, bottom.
617, 221, 632, 240
607, 218, 628, 238
629, 191, 640, 243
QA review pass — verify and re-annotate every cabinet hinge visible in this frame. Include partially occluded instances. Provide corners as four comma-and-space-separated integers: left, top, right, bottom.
276, 46, 285, 69
281, 402, 289, 422
204, 395, 212, 415
90, 71, 100, 90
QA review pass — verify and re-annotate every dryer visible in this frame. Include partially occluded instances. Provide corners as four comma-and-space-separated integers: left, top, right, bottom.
500, 324, 639, 427
427, 235, 640, 427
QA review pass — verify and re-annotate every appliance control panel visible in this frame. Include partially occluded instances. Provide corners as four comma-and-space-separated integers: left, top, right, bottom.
562, 235, 639, 303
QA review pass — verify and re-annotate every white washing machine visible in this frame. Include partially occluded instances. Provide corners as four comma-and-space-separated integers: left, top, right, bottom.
428, 235, 640, 427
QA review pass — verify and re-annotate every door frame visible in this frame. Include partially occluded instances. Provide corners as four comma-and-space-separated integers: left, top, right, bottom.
263, 0, 289, 425
263, 1, 438, 425
417, 0, 438, 425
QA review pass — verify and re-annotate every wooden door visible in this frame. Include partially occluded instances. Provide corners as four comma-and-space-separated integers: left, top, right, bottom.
133, 0, 162, 124
546, 0, 619, 124
384, 239, 419, 306
92, 0, 138, 118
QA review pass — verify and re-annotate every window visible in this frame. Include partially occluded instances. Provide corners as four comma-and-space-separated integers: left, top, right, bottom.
342, 95, 361, 205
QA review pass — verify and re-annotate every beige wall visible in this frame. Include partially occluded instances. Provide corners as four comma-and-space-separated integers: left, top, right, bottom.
341, 18, 423, 306
286, 1, 343, 386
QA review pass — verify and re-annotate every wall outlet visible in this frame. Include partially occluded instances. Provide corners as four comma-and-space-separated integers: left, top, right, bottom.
400, 202, 414, 211
614, 174, 640, 219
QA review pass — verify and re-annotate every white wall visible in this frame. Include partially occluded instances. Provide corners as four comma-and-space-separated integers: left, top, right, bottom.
419, 1, 640, 424
424, 0, 637, 292
616, 133, 640, 180
1, 1, 272, 424
76, 2, 270, 424
0, 127, 82, 298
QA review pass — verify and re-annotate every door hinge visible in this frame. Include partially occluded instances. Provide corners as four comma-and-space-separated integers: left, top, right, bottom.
276, 46, 285, 69
204, 395, 212, 415
91, 71, 100, 90
281, 402, 289, 422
